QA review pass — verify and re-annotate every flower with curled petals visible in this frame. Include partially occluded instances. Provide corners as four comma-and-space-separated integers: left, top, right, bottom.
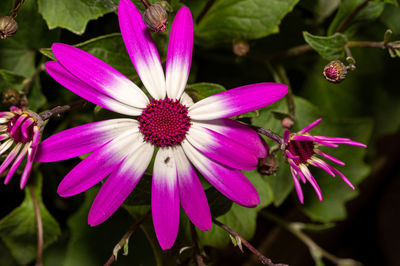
283, 118, 367, 204
0, 106, 42, 188
37, 0, 288, 250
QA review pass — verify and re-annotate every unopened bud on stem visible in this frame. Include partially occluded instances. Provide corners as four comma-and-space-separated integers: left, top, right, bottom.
0, 16, 18, 39
2, 88, 20, 106
258, 154, 279, 176
143, 3, 168, 33
323, 60, 347, 83
232, 40, 250, 56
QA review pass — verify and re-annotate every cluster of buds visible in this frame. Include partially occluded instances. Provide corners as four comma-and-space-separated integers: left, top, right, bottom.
0, 107, 43, 188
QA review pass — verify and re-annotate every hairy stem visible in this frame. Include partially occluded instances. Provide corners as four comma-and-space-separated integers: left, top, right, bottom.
39, 99, 87, 121
213, 219, 287, 266
29, 185, 44, 266
104, 211, 151, 266
10, 0, 25, 18
139, 0, 151, 9
334, 0, 370, 33
196, 0, 216, 24
190, 223, 206, 266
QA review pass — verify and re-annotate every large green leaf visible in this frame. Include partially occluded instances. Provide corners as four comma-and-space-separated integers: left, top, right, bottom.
300, 0, 341, 23
303, 32, 347, 61
195, 0, 299, 46
327, 0, 385, 36
185, 82, 226, 101
196, 170, 273, 247
40, 33, 139, 80
38, 0, 118, 35
0, 173, 61, 265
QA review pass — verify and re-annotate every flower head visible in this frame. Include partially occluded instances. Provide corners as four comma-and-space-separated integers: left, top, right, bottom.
0, 106, 42, 188
283, 118, 366, 204
38, 0, 288, 250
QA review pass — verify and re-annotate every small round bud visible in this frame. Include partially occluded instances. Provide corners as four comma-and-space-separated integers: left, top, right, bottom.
143, 3, 168, 33
258, 154, 279, 176
281, 117, 294, 129
323, 60, 347, 83
2, 88, 20, 106
232, 40, 250, 56
0, 16, 18, 39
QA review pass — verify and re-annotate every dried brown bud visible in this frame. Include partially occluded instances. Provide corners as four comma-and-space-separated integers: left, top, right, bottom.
281, 117, 294, 129
232, 40, 250, 56
0, 16, 18, 39
323, 60, 347, 83
143, 3, 168, 33
2, 88, 21, 106
258, 154, 279, 176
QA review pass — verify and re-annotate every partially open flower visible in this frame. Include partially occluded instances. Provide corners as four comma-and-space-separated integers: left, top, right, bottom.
283, 118, 366, 204
0, 107, 42, 188
323, 60, 347, 83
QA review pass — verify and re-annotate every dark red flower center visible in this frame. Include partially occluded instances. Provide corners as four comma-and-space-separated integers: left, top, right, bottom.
287, 140, 315, 164
324, 66, 338, 80
7, 114, 35, 144
138, 98, 191, 147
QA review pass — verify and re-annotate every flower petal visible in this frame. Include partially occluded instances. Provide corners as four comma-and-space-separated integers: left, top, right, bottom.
37, 119, 139, 162
166, 6, 193, 99
194, 119, 267, 158
186, 123, 258, 170
174, 146, 211, 231
119, 0, 166, 99
57, 129, 140, 197
182, 140, 259, 207
152, 147, 180, 250
189, 83, 288, 120
51, 43, 149, 109
88, 141, 154, 226
45, 61, 142, 116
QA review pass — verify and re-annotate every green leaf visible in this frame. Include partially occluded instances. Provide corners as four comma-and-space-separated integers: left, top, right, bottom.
0, 70, 25, 92
0, 173, 61, 265
328, 0, 385, 36
300, 0, 341, 23
27, 76, 47, 111
303, 32, 347, 61
185, 82, 226, 101
195, 0, 299, 46
38, 0, 118, 35
40, 33, 139, 80
197, 170, 273, 247
301, 118, 372, 222
381, 4, 400, 34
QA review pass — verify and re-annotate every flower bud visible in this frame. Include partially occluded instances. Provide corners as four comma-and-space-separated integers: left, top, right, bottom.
232, 40, 250, 56
323, 60, 347, 83
281, 117, 294, 129
143, 3, 168, 33
0, 16, 18, 39
258, 154, 279, 176
2, 88, 21, 106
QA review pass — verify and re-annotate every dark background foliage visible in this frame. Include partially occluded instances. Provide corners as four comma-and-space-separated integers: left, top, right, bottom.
0, 0, 399, 265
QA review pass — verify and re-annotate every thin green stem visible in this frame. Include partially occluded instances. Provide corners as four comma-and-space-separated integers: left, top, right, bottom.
29, 185, 44, 266
334, 0, 370, 33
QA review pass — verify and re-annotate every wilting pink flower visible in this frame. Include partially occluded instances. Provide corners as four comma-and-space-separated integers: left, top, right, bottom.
37, 0, 287, 249
283, 118, 366, 204
0, 107, 42, 188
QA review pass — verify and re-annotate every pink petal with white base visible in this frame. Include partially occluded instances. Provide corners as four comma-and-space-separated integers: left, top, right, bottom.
88, 141, 154, 226
166, 7, 193, 99
52, 43, 148, 109
37, 119, 138, 162
46, 61, 142, 116
194, 119, 267, 158
119, 0, 166, 99
174, 146, 211, 231
57, 129, 140, 197
182, 140, 259, 207
152, 148, 180, 250
186, 124, 258, 170
189, 83, 288, 120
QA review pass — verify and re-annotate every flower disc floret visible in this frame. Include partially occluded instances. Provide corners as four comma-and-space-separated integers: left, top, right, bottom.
8, 113, 37, 144
286, 138, 315, 164
138, 98, 191, 147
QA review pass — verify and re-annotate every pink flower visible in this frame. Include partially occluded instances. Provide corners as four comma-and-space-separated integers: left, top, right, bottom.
283, 118, 366, 204
0, 107, 41, 188
37, 1, 288, 249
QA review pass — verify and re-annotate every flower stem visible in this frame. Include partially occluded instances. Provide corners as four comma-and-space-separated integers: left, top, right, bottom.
10, 0, 25, 18
104, 210, 151, 266
213, 219, 287, 266
190, 223, 207, 266
254, 127, 283, 146
334, 0, 370, 33
261, 211, 360, 266
196, 0, 216, 24
29, 185, 44, 266
39, 99, 87, 121
139, 0, 151, 9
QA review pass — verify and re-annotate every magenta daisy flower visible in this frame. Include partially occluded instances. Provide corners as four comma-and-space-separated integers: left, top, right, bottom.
37, 0, 288, 249
283, 118, 367, 204
0, 106, 42, 188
